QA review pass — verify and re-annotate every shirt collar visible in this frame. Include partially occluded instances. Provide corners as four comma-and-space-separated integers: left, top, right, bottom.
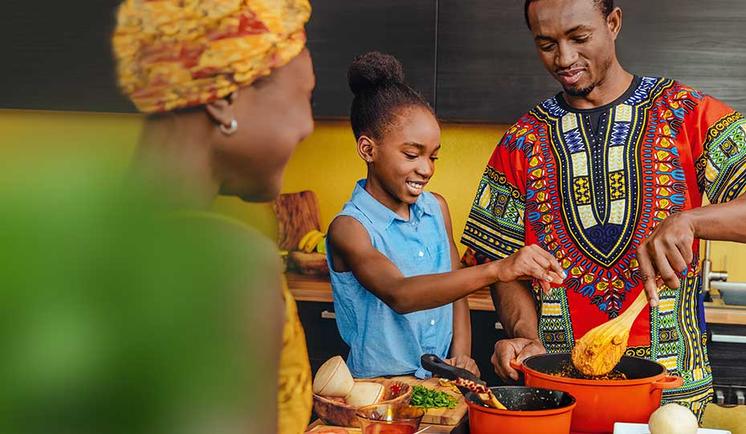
350, 179, 434, 230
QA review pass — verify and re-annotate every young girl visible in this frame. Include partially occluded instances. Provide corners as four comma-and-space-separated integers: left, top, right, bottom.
327, 52, 564, 379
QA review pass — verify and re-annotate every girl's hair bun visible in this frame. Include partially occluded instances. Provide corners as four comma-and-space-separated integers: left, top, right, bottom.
348, 51, 405, 95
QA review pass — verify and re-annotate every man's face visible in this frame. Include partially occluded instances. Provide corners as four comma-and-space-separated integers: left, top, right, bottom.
527, 0, 619, 97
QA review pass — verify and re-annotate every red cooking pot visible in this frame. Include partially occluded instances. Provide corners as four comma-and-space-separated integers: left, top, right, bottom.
511, 353, 684, 434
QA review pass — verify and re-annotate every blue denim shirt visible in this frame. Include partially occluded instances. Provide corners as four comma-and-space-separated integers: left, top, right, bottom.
327, 179, 453, 379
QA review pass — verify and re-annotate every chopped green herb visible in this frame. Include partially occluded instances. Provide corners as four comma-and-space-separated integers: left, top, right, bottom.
409, 385, 458, 409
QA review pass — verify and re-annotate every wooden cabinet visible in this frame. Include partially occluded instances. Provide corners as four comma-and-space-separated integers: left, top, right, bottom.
305, 0, 437, 118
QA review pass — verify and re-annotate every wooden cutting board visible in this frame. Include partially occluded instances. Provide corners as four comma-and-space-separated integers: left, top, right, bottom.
307, 419, 464, 434
307, 425, 363, 433
388, 376, 467, 426
273, 190, 322, 251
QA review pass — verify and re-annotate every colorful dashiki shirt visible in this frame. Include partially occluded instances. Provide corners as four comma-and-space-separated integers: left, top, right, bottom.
461, 76, 746, 418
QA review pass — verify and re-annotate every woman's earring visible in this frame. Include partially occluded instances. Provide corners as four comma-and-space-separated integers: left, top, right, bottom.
220, 119, 238, 135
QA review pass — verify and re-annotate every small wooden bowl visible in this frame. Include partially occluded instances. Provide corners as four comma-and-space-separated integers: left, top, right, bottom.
312, 379, 413, 427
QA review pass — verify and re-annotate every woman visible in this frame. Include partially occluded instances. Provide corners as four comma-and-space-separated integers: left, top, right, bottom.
113, 1, 314, 432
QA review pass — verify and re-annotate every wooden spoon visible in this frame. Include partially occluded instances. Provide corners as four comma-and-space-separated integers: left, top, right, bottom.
571, 288, 650, 377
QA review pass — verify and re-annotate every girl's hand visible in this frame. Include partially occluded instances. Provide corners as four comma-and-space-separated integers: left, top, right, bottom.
494, 245, 566, 293
444, 355, 481, 378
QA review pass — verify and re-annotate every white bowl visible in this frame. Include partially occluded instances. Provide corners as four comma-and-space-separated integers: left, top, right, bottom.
312, 355, 354, 397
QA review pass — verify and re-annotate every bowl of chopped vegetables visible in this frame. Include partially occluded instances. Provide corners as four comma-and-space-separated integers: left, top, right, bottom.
409, 384, 459, 410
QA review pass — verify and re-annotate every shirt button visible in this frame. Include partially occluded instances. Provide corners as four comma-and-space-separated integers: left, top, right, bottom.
430, 319, 436, 326
418, 251, 424, 257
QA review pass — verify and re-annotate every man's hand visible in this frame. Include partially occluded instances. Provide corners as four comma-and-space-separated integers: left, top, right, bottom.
445, 355, 481, 378
636, 212, 695, 307
491, 338, 546, 381
494, 245, 566, 293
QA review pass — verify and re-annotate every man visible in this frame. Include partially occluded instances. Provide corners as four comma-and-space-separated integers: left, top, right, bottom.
461, 0, 746, 418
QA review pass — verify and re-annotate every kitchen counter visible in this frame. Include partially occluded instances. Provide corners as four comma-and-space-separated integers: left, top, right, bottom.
307, 404, 745, 434
706, 286, 746, 324
308, 404, 746, 434
287, 273, 746, 325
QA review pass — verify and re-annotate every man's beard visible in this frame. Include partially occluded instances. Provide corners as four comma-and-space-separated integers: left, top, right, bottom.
562, 56, 613, 98
564, 82, 595, 97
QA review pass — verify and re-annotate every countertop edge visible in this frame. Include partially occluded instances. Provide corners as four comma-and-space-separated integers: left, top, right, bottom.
286, 273, 746, 325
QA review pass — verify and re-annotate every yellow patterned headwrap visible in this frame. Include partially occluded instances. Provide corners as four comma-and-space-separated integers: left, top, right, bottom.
113, 0, 311, 113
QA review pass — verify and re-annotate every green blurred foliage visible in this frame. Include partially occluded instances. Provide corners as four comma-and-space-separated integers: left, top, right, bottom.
0, 154, 268, 434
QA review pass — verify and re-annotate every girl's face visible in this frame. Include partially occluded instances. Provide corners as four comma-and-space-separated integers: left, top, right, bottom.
367, 106, 441, 212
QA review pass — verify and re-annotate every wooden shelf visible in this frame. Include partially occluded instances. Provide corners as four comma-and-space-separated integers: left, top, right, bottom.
287, 273, 746, 324
285, 273, 333, 303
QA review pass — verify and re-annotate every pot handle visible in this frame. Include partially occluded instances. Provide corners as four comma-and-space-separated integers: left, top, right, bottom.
651, 375, 684, 391
509, 359, 526, 373
420, 353, 484, 384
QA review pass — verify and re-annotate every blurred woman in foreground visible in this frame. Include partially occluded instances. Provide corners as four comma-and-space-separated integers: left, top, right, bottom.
113, 1, 315, 432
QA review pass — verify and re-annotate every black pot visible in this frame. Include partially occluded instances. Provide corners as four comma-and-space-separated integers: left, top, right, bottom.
469, 386, 575, 411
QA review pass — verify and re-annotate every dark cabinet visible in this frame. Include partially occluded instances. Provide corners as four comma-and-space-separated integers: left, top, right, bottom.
1, 0, 438, 116
4, 1, 745, 121
305, 0, 437, 118
470, 310, 508, 387
615, 0, 746, 113
1, 0, 134, 113
297, 298, 509, 386
296, 301, 349, 375
435, 0, 556, 123
708, 323, 746, 387
435, 0, 746, 123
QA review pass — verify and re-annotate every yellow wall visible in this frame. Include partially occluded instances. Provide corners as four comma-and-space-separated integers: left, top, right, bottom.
281, 120, 508, 249
2, 109, 745, 280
